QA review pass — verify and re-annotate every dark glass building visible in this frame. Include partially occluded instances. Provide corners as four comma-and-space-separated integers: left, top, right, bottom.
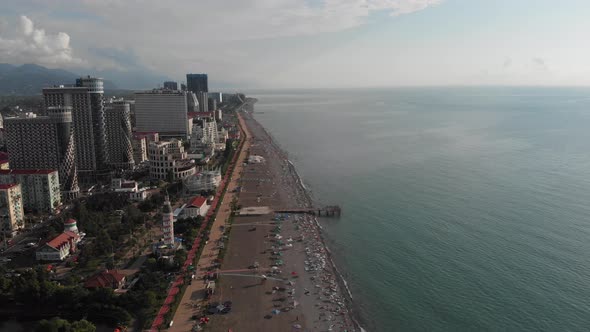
186, 73, 208, 93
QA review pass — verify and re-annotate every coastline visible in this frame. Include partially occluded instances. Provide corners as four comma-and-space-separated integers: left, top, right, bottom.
247, 105, 363, 331
199, 100, 360, 332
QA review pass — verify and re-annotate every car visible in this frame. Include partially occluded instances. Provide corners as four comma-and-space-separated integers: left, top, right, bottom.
25, 242, 37, 248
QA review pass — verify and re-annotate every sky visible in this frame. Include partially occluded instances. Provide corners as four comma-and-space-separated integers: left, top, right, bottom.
1, 0, 590, 89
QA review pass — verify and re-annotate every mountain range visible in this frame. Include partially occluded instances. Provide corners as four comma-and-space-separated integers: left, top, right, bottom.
0, 64, 170, 95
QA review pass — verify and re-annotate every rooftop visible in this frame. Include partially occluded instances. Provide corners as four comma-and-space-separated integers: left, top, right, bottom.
0, 169, 57, 175
64, 218, 77, 225
0, 183, 18, 190
46, 231, 79, 249
188, 111, 214, 119
188, 196, 207, 208
84, 270, 125, 288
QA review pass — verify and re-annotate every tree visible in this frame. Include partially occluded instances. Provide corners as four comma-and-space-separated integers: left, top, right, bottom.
36, 317, 70, 332
174, 249, 187, 268
95, 229, 113, 256
70, 320, 96, 332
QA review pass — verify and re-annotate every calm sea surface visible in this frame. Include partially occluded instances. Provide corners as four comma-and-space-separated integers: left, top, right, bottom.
248, 87, 590, 331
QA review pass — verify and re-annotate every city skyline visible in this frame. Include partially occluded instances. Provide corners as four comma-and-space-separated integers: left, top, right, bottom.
1, 1, 590, 88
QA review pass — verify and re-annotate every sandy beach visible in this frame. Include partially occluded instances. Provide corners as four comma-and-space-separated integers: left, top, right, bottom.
204, 109, 359, 332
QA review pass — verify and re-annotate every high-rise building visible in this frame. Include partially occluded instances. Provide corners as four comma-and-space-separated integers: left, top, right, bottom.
4, 109, 79, 199
191, 117, 219, 148
187, 91, 199, 112
197, 91, 209, 113
105, 100, 134, 170
135, 89, 192, 138
75, 76, 109, 175
208, 92, 223, 104
43, 76, 109, 182
180, 83, 187, 91
162, 196, 174, 245
208, 97, 217, 111
132, 135, 148, 164
0, 183, 24, 236
43, 86, 94, 172
186, 73, 208, 93
163, 81, 178, 90
0, 169, 61, 213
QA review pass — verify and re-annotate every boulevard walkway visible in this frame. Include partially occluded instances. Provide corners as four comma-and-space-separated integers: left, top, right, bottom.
156, 111, 251, 332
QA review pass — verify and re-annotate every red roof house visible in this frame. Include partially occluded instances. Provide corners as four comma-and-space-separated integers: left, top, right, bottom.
184, 196, 210, 217
84, 270, 126, 289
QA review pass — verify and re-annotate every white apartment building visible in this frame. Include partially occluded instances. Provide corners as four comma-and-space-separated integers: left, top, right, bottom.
0, 169, 61, 213
0, 183, 24, 236
148, 140, 196, 181
135, 89, 192, 138
111, 178, 150, 201
191, 117, 219, 148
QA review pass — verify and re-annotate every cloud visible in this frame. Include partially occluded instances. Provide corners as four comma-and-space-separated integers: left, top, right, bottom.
0, 15, 83, 66
368, 0, 443, 16
0, 0, 442, 85
532, 57, 548, 70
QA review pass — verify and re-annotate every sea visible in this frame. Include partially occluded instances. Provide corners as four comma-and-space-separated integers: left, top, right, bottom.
247, 87, 590, 331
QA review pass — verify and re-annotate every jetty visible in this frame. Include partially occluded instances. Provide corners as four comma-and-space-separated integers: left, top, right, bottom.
274, 205, 342, 217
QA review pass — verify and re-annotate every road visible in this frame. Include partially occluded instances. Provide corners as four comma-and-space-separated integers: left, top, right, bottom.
167, 110, 251, 332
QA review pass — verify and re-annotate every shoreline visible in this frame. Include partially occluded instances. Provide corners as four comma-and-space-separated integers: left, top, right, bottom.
247, 106, 364, 331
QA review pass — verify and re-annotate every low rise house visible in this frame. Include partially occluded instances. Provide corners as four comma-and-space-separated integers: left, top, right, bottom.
84, 269, 126, 289
111, 178, 150, 201
36, 231, 80, 261
183, 196, 210, 217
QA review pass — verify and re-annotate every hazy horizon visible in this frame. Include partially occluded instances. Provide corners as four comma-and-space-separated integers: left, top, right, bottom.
2, 0, 590, 88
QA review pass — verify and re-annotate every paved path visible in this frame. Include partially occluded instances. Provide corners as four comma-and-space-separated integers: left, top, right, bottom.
167, 111, 251, 332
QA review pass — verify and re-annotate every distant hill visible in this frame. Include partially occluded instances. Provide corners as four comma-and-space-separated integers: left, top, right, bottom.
0, 63, 120, 95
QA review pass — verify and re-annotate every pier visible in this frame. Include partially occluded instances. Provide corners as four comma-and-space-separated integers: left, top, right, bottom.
274, 205, 342, 217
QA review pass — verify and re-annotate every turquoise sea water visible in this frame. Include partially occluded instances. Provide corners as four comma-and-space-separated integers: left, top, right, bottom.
249, 87, 590, 331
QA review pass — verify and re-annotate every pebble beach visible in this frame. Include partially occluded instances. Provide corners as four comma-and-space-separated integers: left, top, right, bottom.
207, 107, 360, 332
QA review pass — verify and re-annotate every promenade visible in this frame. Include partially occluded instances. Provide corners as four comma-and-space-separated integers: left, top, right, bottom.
165, 111, 252, 332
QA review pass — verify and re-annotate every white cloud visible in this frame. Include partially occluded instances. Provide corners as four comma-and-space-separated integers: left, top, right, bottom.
0, 0, 442, 85
0, 15, 83, 66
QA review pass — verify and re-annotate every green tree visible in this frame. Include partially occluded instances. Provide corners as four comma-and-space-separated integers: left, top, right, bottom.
96, 229, 113, 256
70, 319, 96, 332
36, 317, 70, 332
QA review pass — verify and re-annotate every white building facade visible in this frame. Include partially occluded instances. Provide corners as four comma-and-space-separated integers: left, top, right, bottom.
135, 90, 192, 138
148, 140, 196, 181
0, 183, 24, 236
0, 169, 61, 213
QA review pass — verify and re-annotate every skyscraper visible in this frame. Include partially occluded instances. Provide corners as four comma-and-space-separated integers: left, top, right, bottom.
4, 108, 79, 199
43, 86, 94, 174
197, 91, 209, 113
163, 81, 178, 90
105, 100, 135, 170
43, 76, 109, 183
208, 97, 217, 111
186, 73, 208, 93
134, 89, 192, 138
76, 76, 109, 175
